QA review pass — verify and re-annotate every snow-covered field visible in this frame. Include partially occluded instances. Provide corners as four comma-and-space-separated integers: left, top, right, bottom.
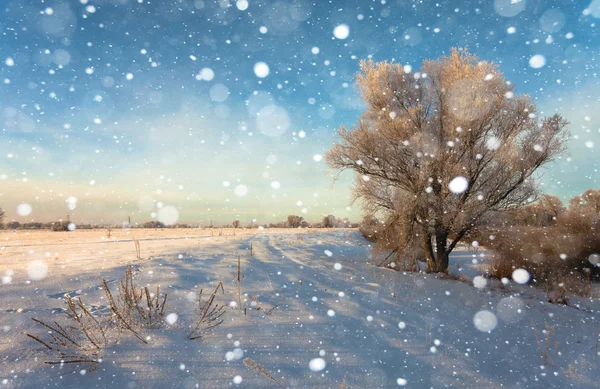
1, 229, 599, 388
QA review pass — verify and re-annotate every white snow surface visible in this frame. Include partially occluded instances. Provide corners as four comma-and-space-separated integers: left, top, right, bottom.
0, 230, 599, 388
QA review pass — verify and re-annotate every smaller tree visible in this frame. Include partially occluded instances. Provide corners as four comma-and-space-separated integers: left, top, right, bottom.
287, 215, 304, 228
359, 215, 382, 241
6, 221, 20, 229
232, 220, 240, 228
322, 215, 336, 228
569, 189, 600, 216
0, 207, 4, 228
512, 195, 565, 227
561, 190, 600, 233
51, 220, 72, 231
142, 220, 165, 229
537, 194, 566, 225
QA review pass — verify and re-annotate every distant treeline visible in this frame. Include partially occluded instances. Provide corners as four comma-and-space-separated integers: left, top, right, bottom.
0, 214, 357, 231
1, 221, 91, 231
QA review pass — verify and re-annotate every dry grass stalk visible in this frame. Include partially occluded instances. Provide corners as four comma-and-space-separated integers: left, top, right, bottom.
265, 303, 279, 316
188, 281, 226, 340
243, 357, 286, 388
133, 239, 141, 260
101, 266, 167, 343
566, 364, 583, 383
64, 296, 108, 349
114, 266, 167, 329
596, 328, 600, 356
102, 278, 147, 344
250, 294, 263, 313
28, 267, 171, 370
232, 255, 245, 310
340, 375, 347, 389
141, 285, 168, 328
532, 320, 558, 364
28, 266, 233, 374
27, 295, 111, 371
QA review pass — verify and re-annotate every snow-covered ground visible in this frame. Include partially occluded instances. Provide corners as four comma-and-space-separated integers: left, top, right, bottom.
1, 229, 599, 388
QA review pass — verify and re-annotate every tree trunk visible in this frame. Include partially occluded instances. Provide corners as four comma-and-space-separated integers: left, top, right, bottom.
434, 228, 449, 273
434, 251, 449, 273
422, 231, 436, 272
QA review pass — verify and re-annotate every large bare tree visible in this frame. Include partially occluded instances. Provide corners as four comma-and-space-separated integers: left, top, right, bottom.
326, 49, 569, 273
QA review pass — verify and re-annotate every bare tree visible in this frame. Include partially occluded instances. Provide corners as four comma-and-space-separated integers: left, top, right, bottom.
326, 48, 568, 272
536, 194, 566, 226
358, 215, 383, 242
232, 220, 240, 229
322, 214, 336, 228
511, 194, 565, 227
0, 207, 4, 227
569, 189, 600, 215
538, 194, 566, 218
287, 215, 304, 228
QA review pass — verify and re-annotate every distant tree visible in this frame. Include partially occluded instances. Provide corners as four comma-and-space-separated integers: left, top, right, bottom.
6, 221, 20, 230
51, 220, 71, 231
322, 214, 336, 228
557, 190, 600, 233
232, 220, 240, 228
536, 194, 566, 225
287, 215, 304, 228
511, 195, 565, 227
511, 203, 538, 226
326, 48, 568, 272
539, 194, 566, 216
22, 222, 43, 229
142, 220, 165, 229
359, 215, 382, 242
569, 189, 600, 215
0, 207, 4, 227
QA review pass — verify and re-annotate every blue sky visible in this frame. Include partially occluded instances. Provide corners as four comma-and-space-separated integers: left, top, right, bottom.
0, 0, 599, 225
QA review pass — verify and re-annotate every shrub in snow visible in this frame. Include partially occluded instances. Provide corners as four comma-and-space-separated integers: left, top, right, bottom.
461, 187, 600, 301
27, 266, 230, 374
358, 215, 382, 242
